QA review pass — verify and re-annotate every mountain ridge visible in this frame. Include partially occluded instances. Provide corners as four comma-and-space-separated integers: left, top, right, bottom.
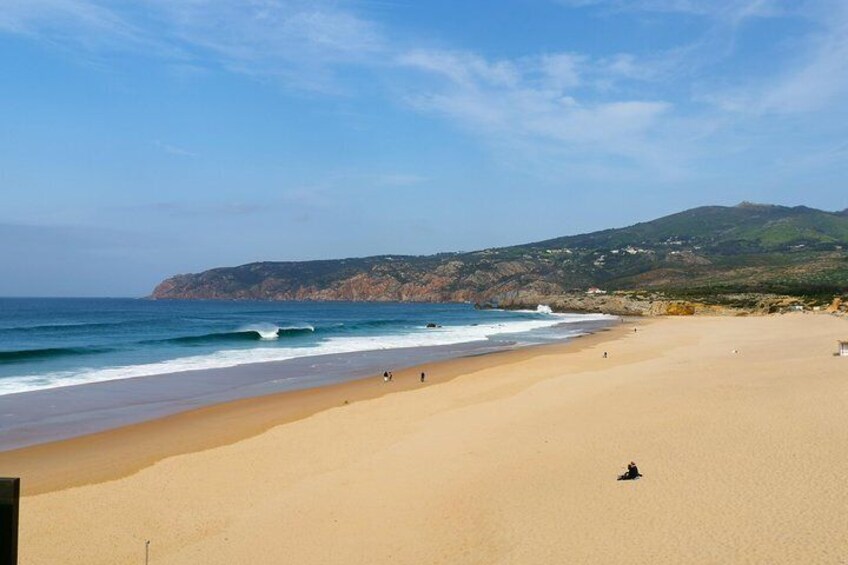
151, 203, 848, 314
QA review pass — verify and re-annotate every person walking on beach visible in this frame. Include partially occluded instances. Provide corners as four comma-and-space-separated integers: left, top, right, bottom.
603, 351, 608, 358
388, 371, 393, 382
383, 371, 389, 383
420, 371, 426, 383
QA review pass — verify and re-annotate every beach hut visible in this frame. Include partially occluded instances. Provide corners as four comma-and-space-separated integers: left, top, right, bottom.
839, 341, 848, 357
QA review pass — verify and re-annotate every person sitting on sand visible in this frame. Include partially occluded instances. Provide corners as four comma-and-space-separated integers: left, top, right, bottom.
618, 461, 642, 481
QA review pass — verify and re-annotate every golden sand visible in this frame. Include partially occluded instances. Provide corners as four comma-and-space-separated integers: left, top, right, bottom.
8, 314, 848, 564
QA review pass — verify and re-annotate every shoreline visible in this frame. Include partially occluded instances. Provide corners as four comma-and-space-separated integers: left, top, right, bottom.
0, 321, 632, 495
0, 307, 617, 451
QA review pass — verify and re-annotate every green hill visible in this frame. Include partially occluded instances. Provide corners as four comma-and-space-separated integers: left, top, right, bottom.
151, 203, 848, 311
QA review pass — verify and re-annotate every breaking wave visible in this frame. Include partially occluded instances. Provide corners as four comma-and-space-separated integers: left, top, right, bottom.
151, 325, 316, 345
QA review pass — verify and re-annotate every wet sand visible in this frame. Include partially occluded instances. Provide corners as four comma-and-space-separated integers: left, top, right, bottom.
9, 314, 848, 564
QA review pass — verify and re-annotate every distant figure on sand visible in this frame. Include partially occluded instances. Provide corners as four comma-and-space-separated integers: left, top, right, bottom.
603, 351, 608, 358
420, 371, 426, 382
618, 461, 642, 481
383, 371, 389, 383
388, 371, 393, 382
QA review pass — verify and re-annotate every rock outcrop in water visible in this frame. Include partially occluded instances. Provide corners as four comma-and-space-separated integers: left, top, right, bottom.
151, 204, 848, 315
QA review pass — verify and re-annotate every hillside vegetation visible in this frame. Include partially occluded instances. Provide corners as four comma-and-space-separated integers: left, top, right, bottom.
152, 203, 848, 314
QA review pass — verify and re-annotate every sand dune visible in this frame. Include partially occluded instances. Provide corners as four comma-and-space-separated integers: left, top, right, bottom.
13, 314, 848, 564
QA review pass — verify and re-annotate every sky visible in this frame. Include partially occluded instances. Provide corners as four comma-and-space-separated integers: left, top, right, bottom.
1, 0, 847, 296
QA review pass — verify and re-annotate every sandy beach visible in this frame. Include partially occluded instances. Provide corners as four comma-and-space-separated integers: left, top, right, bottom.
6, 314, 848, 564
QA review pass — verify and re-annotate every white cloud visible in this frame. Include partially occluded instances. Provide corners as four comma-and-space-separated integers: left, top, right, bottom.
398, 50, 520, 88
558, 0, 848, 121
399, 48, 677, 177
559, 0, 789, 21
0, 0, 164, 51
700, 1, 848, 114
0, 0, 124, 35
154, 140, 198, 158
539, 53, 584, 90
3, 0, 846, 187
149, 1, 384, 68
757, 8, 848, 113
0, 0, 385, 90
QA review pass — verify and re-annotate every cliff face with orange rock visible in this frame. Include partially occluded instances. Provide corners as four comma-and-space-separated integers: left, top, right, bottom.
151, 204, 848, 315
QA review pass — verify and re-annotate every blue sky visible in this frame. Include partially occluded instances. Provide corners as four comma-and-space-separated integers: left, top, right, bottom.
1, 0, 847, 296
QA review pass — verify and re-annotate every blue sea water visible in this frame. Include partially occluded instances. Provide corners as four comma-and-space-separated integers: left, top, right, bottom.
0, 298, 613, 397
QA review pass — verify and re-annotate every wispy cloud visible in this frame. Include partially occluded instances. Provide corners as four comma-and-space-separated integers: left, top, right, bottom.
541, 0, 848, 181
0, 0, 180, 58
3, 0, 847, 185
146, 1, 385, 90
153, 140, 198, 158
704, 1, 848, 114
398, 48, 681, 179
0, 0, 131, 38
0, 0, 385, 90
554, 0, 848, 124
559, 0, 789, 21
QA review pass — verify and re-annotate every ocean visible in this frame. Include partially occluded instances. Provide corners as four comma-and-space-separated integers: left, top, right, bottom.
0, 298, 615, 449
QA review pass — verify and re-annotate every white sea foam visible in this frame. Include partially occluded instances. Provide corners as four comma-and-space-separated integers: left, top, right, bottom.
239, 323, 281, 340
281, 325, 315, 332
513, 308, 611, 322
234, 324, 315, 340
0, 313, 614, 396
